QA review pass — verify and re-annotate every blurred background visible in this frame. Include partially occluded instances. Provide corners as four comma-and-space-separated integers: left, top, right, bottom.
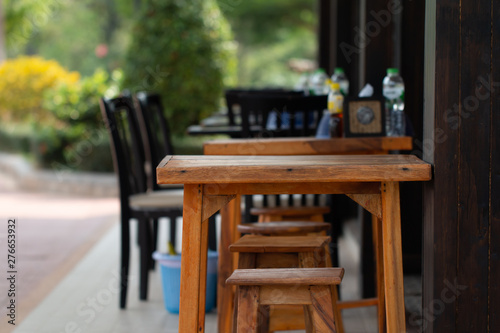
0, 3, 320, 330
0, 0, 319, 170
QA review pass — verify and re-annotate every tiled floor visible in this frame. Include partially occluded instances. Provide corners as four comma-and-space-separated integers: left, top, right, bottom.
12, 217, 382, 333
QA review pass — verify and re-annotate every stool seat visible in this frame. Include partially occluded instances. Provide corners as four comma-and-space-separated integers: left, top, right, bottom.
226, 267, 344, 286
238, 221, 331, 236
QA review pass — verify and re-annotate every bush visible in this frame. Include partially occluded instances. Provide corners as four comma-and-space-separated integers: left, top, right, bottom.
40, 68, 123, 172
0, 56, 80, 122
121, 0, 237, 135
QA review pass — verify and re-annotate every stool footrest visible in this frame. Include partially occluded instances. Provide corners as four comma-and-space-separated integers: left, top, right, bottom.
229, 235, 331, 253
250, 206, 331, 216
238, 221, 331, 235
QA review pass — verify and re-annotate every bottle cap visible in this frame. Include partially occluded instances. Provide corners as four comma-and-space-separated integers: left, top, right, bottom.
387, 68, 399, 74
330, 82, 340, 90
334, 67, 344, 74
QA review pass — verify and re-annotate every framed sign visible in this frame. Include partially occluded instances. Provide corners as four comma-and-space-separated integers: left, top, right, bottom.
343, 96, 386, 137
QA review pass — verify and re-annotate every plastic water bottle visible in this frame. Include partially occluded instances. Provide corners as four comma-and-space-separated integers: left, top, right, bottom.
310, 69, 329, 95
382, 68, 405, 136
294, 72, 311, 94
331, 67, 349, 96
327, 81, 344, 137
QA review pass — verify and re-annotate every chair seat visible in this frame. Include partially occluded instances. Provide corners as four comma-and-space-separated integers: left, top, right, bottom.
129, 189, 184, 209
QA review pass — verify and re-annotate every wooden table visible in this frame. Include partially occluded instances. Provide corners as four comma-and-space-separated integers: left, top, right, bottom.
157, 154, 431, 333
203, 136, 413, 155
205, 136, 413, 332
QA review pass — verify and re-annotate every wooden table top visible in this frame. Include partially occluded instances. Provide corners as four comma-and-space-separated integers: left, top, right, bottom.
157, 154, 431, 184
203, 136, 413, 155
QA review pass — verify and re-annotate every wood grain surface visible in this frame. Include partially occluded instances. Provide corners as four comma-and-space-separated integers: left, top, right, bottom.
226, 267, 344, 286
203, 136, 412, 156
157, 154, 431, 184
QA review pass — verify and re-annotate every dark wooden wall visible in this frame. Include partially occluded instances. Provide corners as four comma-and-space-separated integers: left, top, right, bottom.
322, 0, 426, 296
320, 0, 499, 330
423, 0, 499, 332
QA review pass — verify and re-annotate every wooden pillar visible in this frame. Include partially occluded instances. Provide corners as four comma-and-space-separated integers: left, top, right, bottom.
423, 0, 499, 331
318, 0, 336, 74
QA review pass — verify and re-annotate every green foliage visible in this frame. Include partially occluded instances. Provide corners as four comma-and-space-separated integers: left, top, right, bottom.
0, 123, 32, 154
0, 55, 80, 122
216, 0, 317, 87
39, 68, 122, 172
217, 0, 316, 45
121, 0, 237, 135
3, 0, 63, 54
26, 0, 132, 77
44, 68, 122, 127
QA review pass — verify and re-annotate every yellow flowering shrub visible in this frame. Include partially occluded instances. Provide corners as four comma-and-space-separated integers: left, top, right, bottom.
0, 56, 80, 122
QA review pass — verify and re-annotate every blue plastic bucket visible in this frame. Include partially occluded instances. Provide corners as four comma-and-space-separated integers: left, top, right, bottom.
152, 251, 218, 313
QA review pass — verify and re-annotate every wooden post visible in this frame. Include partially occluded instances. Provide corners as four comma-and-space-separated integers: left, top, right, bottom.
423, 0, 500, 331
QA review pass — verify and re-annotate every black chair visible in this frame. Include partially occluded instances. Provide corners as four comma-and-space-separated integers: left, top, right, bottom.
224, 88, 302, 126
135, 92, 178, 253
100, 96, 183, 308
234, 93, 330, 221
135, 92, 217, 251
238, 93, 327, 138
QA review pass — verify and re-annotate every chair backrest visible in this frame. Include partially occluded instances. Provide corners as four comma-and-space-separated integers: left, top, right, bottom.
135, 92, 174, 191
238, 94, 328, 138
225, 88, 303, 126
232, 93, 328, 222
100, 96, 148, 204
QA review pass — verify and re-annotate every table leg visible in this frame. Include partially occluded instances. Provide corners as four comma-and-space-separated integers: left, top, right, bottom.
179, 184, 209, 333
218, 195, 241, 333
373, 215, 386, 332
381, 182, 406, 332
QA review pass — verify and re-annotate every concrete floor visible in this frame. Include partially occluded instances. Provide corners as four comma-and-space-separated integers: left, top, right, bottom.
0, 152, 423, 332
11, 216, 381, 333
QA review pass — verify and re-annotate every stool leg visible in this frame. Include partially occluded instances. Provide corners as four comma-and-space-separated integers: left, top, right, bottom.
323, 245, 345, 333
303, 304, 314, 333
233, 254, 258, 333
330, 286, 344, 333
309, 285, 337, 333
237, 286, 260, 333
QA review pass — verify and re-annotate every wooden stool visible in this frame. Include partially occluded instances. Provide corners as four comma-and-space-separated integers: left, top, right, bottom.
238, 221, 330, 236
229, 235, 344, 332
250, 206, 331, 222
239, 221, 386, 332
227, 267, 344, 333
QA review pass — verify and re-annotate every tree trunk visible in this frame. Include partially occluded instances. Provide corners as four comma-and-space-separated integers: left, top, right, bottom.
0, 1, 7, 62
